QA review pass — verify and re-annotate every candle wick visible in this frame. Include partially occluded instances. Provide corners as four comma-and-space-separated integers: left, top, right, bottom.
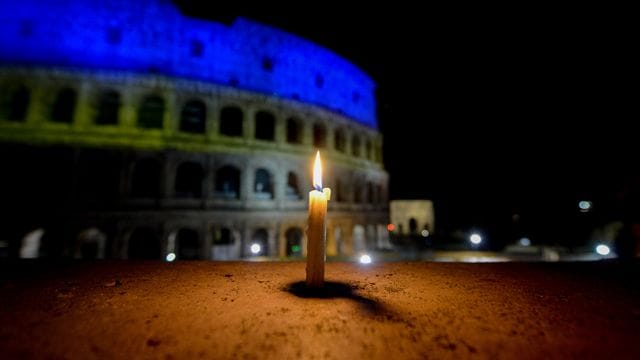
314, 185, 322, 192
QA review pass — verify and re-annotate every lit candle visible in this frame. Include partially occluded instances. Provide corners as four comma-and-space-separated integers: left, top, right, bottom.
306, 151, 331, 288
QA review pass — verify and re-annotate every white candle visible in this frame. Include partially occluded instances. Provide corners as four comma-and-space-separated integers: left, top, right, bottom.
306, 151, 330, 288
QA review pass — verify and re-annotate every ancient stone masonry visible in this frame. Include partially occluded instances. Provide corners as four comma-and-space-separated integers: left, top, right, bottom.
0, 0, 389, 260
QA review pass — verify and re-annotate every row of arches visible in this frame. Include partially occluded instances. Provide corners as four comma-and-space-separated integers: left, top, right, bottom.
123, 223, 390, 260
16, 226, 303, 260
132, 160, 287, 200
0, 85, 382, 162
130, 158, 386, 204
16, 223, 391, 260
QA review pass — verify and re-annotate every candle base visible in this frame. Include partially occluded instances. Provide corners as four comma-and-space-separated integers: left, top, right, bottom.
306, 266, 324, 288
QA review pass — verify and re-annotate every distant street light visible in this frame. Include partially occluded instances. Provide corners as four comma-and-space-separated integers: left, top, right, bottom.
579, 200, 592, 212
595, 244, 610, 256
250, 243, 261, 255
470, 233, 482, 245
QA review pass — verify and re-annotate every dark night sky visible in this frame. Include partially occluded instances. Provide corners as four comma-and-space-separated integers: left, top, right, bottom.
172, 6, 636, 246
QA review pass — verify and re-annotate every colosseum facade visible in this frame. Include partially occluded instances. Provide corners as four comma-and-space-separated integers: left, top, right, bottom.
0, 0, 389, 260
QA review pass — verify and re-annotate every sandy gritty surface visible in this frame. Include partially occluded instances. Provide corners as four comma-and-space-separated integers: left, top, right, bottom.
1, 260, 639, 359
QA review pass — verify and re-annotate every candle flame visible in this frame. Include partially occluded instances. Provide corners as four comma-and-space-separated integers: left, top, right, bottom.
313, 151, 322, 190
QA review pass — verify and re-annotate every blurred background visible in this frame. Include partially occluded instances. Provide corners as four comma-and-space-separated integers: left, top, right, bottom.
0, 1, 637, 263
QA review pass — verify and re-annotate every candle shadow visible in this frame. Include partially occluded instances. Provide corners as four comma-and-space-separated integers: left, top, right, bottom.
285, 281, 386, 316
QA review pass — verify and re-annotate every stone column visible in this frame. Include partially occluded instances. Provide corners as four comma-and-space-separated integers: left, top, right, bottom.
242, 224, 252, 258
344, 129, 352, 157
207, 94, 219, 142
232, 227, 241, 259
241, 162, 252, 202
278, 223, 287, 258
301, 120, 312, 146
274, 163, 285, 209
202, 222, 211, 260
164, 89, 176, 136
120, 88, 137, 129
244, 106, 255, 140
325, 122, 334, 151
274, 113, 285, 145
268, 226, 277, 258
27, 80, 48, 125
73, 81, 92, 129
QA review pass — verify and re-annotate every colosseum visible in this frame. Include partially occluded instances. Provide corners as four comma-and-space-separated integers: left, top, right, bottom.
0, 0, 389, 260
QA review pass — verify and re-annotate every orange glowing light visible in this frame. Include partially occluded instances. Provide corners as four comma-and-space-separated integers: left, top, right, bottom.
387, 223, 395, 232
313, 151, 322, 190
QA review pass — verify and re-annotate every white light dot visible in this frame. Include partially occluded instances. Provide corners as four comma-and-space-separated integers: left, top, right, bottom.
519, 237, 531, 246
596, 244, 610, 256
165, 253, 176, 262
470, 234, 482, 244
359, 254, 372, 264
421, 230, 430, 237
579, 201, 592, 211
250, 243, 261, 254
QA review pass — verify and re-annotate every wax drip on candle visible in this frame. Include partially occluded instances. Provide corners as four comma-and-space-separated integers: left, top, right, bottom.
313, 151, 322, 191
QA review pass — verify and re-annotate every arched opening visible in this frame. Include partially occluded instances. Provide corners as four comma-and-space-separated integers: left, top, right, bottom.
76, 227, 107, 259
409, 218, 418, 235
128, 227, 161, 259
286, 172, 301, 199
365, 139, 373, 160
20, 228, 44, 258
313, 123, 326, 148
131, 158, 161, 198
176, 228, 200, 260
180, 99, 206, 133
213, 227, 233, 245
214, 165, 240, 199
250, 229, 269, 256
211, 226, 236, 260
351, 134, 361, 157
254, 168, 273, 199
175, 162, 204, 198
25, 225, 63, 258
334, 128, 346, 153
95, 89, 120, 125
2, 86, 30, 122
286, 117, 302, 144
352, 225, 366, 253
220, 106, 243, 137
137, 95, 164, 129
51, 87, 76, 123
285, 227, 303, 257
255, 110, 275, 141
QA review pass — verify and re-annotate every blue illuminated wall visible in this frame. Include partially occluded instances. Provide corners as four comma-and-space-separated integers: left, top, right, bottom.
0, 0, 377, 127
